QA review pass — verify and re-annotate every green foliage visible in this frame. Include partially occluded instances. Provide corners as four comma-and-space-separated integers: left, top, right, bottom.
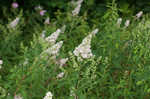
0, 0, 150, 99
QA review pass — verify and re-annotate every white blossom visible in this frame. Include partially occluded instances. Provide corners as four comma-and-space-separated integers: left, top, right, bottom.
117, 18, 122, 27
136, 11, 143, 19
73, 32, 94, 59
41, 30, 46, 38
124, 20, 130, 28
57, 72, 65, 78
44, 17, 50, 24
9, 17, 20, 28
23, 58, 28, 66
72, 0, 84, 16
43, 91, 53, 99
0, 60, 3, 65
91, 28, 99, 35
58, 58, 68, 67
14, 94, 23, 99
45, 29, 61, 44
44, 41, 63, 56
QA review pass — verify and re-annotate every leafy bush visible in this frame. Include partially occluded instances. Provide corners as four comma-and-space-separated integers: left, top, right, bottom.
0, 0, 150, 99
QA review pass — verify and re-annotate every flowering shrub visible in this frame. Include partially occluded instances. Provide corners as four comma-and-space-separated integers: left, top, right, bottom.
0, 0, 150, 99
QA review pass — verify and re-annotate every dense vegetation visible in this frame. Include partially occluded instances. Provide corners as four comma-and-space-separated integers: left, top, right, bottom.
0, 0, 150, 99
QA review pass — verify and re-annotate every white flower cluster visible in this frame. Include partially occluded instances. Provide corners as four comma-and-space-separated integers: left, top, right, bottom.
43, 91, 53, 99
44, 17, 50, 24
117, 18, 122, 27
124, 20, 130, 28
91, 28, 99, 35
56, 58, 68, 67
0, 60, 3, 65
9, 17, 20, 28
57, 72, 65, 78
41, 30, 46, 38
14, 94, 23, 99
45, 29, 61, 44
72, 0, 84, 16
0, 60, 3, 69
43, 41, 63, 56
73, 29, 98, 59
136, 11, 143, 19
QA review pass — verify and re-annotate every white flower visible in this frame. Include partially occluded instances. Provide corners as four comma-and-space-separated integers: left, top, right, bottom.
41, 30, 46, 38
72, 4, 81, 16
9, 17, 20, 28
23, 58, 28, 66
124, 20, 130, 28
73, 32, 93, 59
45, 29, 61, 44
0, 60, 3, 65
72, 0, 83, 16
57, 72, 65, 78
44, 41, 63, 56
58, 58, 68, 67
91, 28, 99, 35
43, 91, 53, 99
44, 17, 50, 24
136, 11, 143, 19
60, 58, 68, 66
14, 94, 23, 99
117, 18, 122, 27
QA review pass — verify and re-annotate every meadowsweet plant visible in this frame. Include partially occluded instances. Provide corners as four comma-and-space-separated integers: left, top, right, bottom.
124, 19, 130, 28
72, 0, 84, 16
8, 17, 20, 28
14, 94, 23, 99
0, 60, 2, 69
73, 29, 98, 59
44, 17, 50, 24
43, 92, 53, 99
1, 0, 150, 99
135, 11, 143, 19
45, 29, 62, 44
42, 41, 63, 56
117, 18, 122, 27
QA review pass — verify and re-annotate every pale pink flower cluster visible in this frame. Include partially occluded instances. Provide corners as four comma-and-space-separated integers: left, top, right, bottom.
44, 41, 63, 56
117, 18, 122, 27
57, 72, 65, 78
72, 0, 84, 16
14, 94, 23, 99
44, 17, 50, 24
73, 29, 98, 59
45, 29, 61, 44
41, 30, 46, 38
59, 58, 68, 67
40, 10, 46, 16
0, 60, 2, 69
35, 5, 46, 16
136, 11, 143, 19
0, 60, 3, 65
91, 28, 99, 35
12, 2, 19, 8
56, 58, 68, 67
124, 20, 130, 28
9, 17, 20, 28
43, 91, 53, 99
